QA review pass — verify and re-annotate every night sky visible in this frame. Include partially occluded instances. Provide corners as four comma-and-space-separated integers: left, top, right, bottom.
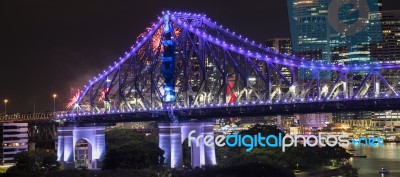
1, 0, 400, 114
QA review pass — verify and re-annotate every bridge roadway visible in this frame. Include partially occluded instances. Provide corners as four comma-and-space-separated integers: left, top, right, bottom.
59, 98, 400, 123
2, 98, 399, 124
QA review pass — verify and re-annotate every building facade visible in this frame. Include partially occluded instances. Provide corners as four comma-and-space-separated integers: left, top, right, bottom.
287, 0, 382, 65
372, 111, 400, 128
287, 0, 330, 62
296, 113, 332, 132
0, 123, 29, 164
371, 10, 400, 64
265, 38, 293, 54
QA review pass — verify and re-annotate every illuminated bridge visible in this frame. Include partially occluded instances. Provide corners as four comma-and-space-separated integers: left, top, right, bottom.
2, 11, 400, 169
3, 11, 400, 123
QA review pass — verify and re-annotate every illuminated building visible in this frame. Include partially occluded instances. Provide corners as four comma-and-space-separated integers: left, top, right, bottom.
296, 113, 332, 132
332, 111, 373, 123
287, 0, 382, 65
371, 10, 400, 64
265, 38, 295, 89
287, 0, 330, 62
265, 38, 292, 55
0, 123, 28, 164
372, 111, 400, 128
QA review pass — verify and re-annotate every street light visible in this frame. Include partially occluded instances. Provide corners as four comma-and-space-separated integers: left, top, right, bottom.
4, 99, 8, 115
52, 94, 57, 114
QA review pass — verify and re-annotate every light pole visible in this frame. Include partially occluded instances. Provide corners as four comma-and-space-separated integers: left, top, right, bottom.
52, 94, 57, 114
4, 99, 8, 115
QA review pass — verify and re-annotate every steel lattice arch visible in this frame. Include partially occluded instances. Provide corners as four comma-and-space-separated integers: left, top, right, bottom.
48, 11, 400, 122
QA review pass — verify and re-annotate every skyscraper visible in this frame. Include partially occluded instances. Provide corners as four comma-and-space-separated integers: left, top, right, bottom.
371, 10, 400, 64
265, 38, 293, 55
265, 38, 294, 83
287, 0, 382, 65
287, 0, 330, 62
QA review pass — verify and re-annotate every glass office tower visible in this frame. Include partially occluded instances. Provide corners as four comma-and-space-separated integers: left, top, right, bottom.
287, 0, 382, 66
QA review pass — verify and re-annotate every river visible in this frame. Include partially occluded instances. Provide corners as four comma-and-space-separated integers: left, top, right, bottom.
349, 143, 400, 177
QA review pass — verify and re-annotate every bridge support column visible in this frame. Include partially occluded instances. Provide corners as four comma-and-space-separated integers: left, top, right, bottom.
158, 122, 217, 168
57, 126, 106, 170
158, 123, 183, 168
181, 123, 204, 168
181, 122, 217, 168
202, 123, 216, 166
57, 128, 74, 169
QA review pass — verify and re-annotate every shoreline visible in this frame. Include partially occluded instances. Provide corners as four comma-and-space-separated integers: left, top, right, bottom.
295, 167, 345, 177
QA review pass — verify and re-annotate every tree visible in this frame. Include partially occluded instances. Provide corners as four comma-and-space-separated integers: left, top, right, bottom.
218, 124, 352, 171
182, 139, 191, 168
5, 149, 59, 177
102, 129, 164, 170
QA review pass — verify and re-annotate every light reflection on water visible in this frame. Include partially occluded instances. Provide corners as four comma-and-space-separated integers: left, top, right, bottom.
349, 143, 400, 177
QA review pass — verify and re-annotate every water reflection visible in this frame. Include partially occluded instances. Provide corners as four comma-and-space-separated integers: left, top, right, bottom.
350, 143, 400, 177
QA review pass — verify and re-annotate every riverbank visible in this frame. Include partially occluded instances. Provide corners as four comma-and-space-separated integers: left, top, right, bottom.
295, 167, 346, 177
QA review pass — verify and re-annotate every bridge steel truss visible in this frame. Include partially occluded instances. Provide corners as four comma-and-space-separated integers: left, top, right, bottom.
52, 11, 400, 122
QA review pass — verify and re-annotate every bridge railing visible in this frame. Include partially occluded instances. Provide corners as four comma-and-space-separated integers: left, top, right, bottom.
56, 93, 400, 119
0, 112, 66, 122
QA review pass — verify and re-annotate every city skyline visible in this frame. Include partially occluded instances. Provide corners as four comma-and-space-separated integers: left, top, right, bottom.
2, 0, 400, 114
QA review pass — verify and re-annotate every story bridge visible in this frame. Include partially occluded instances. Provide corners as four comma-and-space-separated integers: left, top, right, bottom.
1, 11, 400, 169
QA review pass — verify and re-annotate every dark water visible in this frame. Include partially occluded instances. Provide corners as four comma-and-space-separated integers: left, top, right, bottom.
350, 143, 400, 177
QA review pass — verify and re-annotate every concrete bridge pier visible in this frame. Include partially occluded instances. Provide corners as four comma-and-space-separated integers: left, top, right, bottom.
159, 122, 217, 168
57, 126, 106, 170
158, 123, 183, 168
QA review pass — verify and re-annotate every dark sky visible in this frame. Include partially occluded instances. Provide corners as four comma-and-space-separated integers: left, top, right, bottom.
1, 0, 400, 114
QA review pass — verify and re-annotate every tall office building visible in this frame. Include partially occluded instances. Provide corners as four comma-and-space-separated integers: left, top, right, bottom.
287, 0, 330, 62
371, 10, 400, 64
0, 123, 29, 164
287, 0, 382, 65
370, 10, 400, 90
265, 38, 293, 81
265, 38, 293, 54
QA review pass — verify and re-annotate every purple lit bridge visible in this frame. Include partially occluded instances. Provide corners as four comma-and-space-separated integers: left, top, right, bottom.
2, 11, 400, 123
3, 11, 400, 169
